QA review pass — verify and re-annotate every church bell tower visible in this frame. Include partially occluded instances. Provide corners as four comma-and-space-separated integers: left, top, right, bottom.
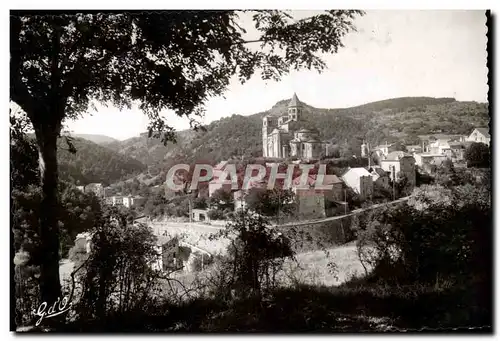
287, 93, 302, 121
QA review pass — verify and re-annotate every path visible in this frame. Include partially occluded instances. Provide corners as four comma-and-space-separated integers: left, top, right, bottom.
59, 259, 74, 285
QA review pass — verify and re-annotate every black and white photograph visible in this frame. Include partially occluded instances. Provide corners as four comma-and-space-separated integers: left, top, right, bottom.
9, 7, 493, 333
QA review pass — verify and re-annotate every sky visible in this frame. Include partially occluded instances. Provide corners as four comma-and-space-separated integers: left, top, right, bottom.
65, 10, 488, 141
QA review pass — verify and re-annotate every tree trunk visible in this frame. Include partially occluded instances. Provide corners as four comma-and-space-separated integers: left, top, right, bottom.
35, 125, 62, 306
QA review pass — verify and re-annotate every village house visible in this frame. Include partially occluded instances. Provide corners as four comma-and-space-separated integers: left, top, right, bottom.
380, 151, 416, 188
373, 142, 398, 159
442, 141, 470, 162
106, 195, 145, 208
418, 134, 466, 154
367, 165, 391, 190
341, 167, 374, 200
192, 208, 210, 222
123, 195, 146, 208
406, 145, 423, 154
233, 180, 267, 212
412, 130, 488, 171
151, 235, 181, 273
413, 153, 447, 172
291, 173, 344, 219
109, 195, 123, 206
466, 127, 490, 146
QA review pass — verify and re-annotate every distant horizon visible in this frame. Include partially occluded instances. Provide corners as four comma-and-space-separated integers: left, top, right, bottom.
68, 94, 488, 141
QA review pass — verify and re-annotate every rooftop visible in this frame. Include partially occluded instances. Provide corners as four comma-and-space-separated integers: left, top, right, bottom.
292, 173, 343, 187
343, 167, 371, 178
384, 151, 413, 161
288, 93, 302, 107
414, 153, 447, 157
474, 127, 490, 138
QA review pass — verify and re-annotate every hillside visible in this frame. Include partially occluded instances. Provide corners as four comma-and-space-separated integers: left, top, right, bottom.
71, 133, 118, 145
107, 97, 489, 177
57, 137, 147, 185
104, 130, 197, 174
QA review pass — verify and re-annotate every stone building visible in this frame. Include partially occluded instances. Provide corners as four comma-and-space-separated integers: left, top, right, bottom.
291, 173, 344, 219
341, 167, 374, 200
192, 209, 210, 222
367, 166, 391, 190
380, 151, 416, 187
151, 235, 180, 272
262, 93, 327, 160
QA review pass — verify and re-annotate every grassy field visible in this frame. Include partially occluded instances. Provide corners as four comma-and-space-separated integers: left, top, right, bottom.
279, 242, 370, 287
164, 242, 370, 296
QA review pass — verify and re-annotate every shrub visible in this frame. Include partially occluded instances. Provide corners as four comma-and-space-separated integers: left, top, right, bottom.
73, 207, 163, 321
210, 210, 295, 300
207, 209, 224, 220
464, 142, 490, 168
353, 183, 491, 285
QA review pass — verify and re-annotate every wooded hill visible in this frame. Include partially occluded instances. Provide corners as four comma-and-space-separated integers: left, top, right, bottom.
102, 96, 489, 178
57, 137, 147, 185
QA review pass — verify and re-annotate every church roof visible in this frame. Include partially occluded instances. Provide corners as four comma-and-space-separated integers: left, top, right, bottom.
288, 93, 301, 107
306, 138, 320, 143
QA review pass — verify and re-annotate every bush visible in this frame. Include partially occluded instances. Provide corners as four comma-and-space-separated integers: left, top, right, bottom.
207, 209, 224, 220
353, 183, 491, 285
210, 210, 295, 300
464, 142, 490, 168
73, 207, 163, 321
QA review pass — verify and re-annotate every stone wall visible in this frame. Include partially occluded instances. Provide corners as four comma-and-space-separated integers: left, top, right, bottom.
277, 216, 355, 254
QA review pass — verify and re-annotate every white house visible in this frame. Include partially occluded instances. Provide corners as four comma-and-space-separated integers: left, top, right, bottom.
373, 142, 397, 159
123, 195, 146, 208
413, 153, 447, 172
110, 196, 124, 206
467, 127, 490, 146
341, 167, 373, 200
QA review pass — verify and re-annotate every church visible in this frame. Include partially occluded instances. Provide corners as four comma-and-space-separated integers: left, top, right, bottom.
262, 93, 327, 160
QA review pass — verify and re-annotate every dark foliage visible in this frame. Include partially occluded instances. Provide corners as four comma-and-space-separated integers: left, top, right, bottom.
464, 142, 490, 168
57, 137, 147, 185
